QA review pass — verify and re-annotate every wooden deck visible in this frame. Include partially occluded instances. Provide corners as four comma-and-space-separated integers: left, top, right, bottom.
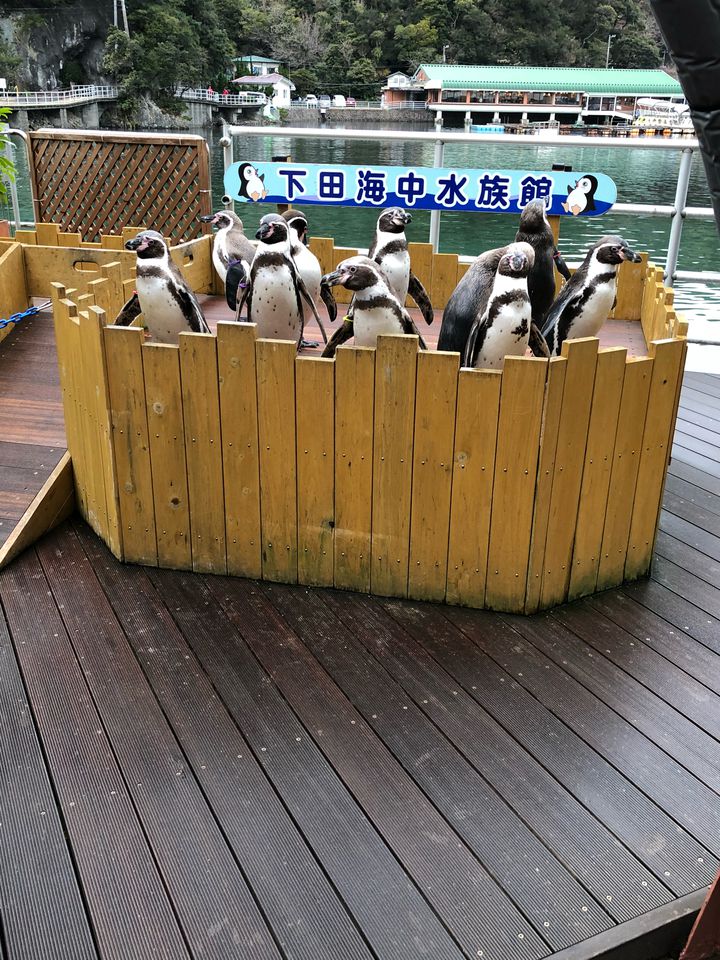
1, 300, 720, 959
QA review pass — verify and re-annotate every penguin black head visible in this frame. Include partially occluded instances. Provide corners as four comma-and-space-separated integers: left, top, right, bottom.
256, 213, 289, 245
517, 199, 551, 238
199, 210, 244, 232
322, 256, 383, 292
282, 208, 309, 244
378, 207, 411, 233
125, 230, 168, 259
593, 235, 642, 265
497, 242, 534, 278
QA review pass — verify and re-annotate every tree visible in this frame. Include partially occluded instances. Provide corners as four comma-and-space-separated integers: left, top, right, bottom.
393, 18, 439, 71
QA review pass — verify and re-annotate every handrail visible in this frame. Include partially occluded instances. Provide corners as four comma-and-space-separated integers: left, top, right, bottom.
0, 85, 118, 106
224, 123, 708, 283
178, 88, 267, 106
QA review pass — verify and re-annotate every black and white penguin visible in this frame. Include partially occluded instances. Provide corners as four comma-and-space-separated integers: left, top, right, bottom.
237, 213, 323, 345
438, 244, 510, 356
122, 230, 209, 343
541, 235, 642, 356
320, 256, 427, 357
367, 207, 434, 325
464, 242, 534, 370
562, 175, 598, 216
516, 199, 570, 324
282, 208, 334, 334
199, 209, 255, 283
236, 163, 267, 202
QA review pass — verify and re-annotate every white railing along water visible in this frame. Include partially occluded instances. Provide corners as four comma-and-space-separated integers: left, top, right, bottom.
0, 85, 118, 107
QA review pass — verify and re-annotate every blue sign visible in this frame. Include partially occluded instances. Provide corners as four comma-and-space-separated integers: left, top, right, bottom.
225, 161, 616, 216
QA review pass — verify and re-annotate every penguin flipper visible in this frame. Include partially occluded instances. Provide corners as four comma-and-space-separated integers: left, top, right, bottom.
236, 279, 251, 322
529, 322, 551, 358
114, 292, 141, 326
298, 276, 328, 344
321, 318, 354, 358
553, 247, 571, 282
175, 284, 209, 334
400, 310, 427, 350
320, 280, 338, 323
408, 273, 434, 326
225, 261, 249, 312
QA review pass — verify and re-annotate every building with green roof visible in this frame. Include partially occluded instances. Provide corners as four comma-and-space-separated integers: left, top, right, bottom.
382, 64, 685, 127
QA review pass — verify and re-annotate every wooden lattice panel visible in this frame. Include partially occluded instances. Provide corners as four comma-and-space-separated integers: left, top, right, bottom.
28, 130, 213, 243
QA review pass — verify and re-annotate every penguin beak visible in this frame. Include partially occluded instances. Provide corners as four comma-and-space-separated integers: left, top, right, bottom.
620, 245, 642, 263
394, 212, 412, 226
125, 236, 147, 252
199, 214, 217, 223
256, 221, 274, 241
321, 269, 343, 287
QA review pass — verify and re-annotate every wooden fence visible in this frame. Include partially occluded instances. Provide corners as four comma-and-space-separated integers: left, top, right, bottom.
50, 257, 686, 614
27, 131, 213, 243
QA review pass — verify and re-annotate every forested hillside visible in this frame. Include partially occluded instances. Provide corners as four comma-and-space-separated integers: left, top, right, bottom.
1, 0, 664, 104
110, 0, 664, 105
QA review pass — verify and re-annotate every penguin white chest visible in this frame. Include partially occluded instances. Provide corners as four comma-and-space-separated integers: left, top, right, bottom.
375, 238, 410, 304
136, 272, 188, 344
212, 228, 231, 281
571, 273, 617, 338
353, 305, 404, 347
474, 297, 531, 369
251, 265, 302, 340
292, 243, 322, 322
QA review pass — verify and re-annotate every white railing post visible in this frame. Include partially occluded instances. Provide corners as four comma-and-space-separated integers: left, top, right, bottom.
664, 146, 694, 287
428, 137, 444, 252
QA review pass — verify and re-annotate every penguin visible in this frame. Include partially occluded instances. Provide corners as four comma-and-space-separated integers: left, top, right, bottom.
515, 199, 571, 356
464, 242, 534, 370
438, 244, 510, 356
540, 235, 642, 356
122, 230, 209, 343
236, 163, 267, 202
237, 213, 325, 345
281, 208, 334, 344
367, 207, 434, 325
320, 256, 427, 358
199, 209, 256, 312
562, 175, 598, 216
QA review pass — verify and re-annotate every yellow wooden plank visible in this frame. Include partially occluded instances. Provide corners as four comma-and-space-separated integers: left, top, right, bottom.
216, 322, 262, 579
596, 358, 653, 590
65, 307, 96, 531
87, 277, 113, 318
640, 266, 660, 343
625, 338, 685, 581
256, 338, 298, 583
408, 350, 459, 601
34, 222, 59, 246
14, 230, 37, 245
171, 236, 215, 295
431, 252, 459, 309
539, 338, 599, 609
524, 357, 567, 614
615, 252, 648, 321
296, 356, 335, 586
58, 232, 82, 247
143, 343, 191, 570
446, 369, 501, 607
104, 325, 158, 564
101, 235, 125, 250
73, 309, 109, 541
407, 242, 434, 308
485, 357, 547, 612
52, 299, 86, 519
308, 236, 334, 275
0, 452, 75, 570
567, 348, 627, 600
101, 261, 125, 320
179, 332, 226, 574
0, 243, 29, 345
334, 345, 375, 592
331, 246, 358, 304
371, 335, 418, 597
122, 226, 145, 243
652, 286, 674, 342
79, 305, 122, 557
23, 246, 135, 297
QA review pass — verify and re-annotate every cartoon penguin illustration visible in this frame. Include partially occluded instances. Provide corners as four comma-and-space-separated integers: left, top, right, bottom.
237, 163, 267, 202
463, 242, 534, 370
320, 256, 427, 357
122, 230, 210, 343
541, 235, 642, 355
562, 175, 598, 216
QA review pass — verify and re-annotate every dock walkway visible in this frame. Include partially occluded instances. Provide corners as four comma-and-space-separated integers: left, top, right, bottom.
0, 301, 719, 959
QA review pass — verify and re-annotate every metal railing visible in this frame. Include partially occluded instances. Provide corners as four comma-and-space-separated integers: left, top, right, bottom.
178, 88, 267, 106
0, 85, 118, 107
223, 123, 714, 286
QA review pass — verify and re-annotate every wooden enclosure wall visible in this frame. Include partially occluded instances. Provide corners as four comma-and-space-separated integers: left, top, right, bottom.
51, 259, 686, 614
0, 243, 30, 345
28, 131, 213, 243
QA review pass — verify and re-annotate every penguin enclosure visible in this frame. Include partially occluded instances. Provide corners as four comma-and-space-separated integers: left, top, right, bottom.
6, 222, 686, 615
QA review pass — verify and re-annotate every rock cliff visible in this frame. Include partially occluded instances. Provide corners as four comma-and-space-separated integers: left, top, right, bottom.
0, 2, 111, 89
